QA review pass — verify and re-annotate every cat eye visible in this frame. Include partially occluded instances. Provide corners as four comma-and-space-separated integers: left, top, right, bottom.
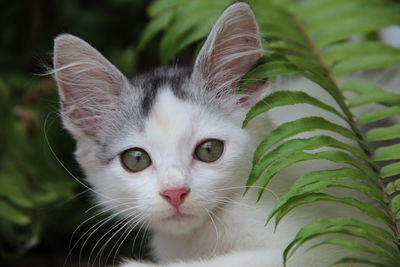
120, 148, 152, 172
194, 139, 224, 163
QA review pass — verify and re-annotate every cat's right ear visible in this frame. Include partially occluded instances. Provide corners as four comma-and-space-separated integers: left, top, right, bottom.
53, 34, 129, 138
192, 3, 266, 107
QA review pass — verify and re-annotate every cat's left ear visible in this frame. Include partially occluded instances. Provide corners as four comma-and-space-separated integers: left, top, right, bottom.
53, 34, 130, 138
193, 2, 266, 107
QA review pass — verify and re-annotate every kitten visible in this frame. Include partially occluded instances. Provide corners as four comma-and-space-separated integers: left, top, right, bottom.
53, 3, 392, 267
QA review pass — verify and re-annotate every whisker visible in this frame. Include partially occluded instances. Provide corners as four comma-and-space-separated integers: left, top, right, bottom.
66, 200, 138, 266
212, 197, 255, 209
213, 197, 256, 209
89, 216, 131, 267
138, 222, 150, 261
65, 205, 119, 267
110, 213, 144, 266
78, 205, 140, 267
85, 197, 141, 213
96, 212, 145, 267
88, 207, 143, 267
56, 189, 89, 209
105, 212, 146, 266
214, 185, 280, 202
204, 207, 219, 257
43, 114, 113, 201
131, 216, 148, 261
77, 214, 119, 267
207, 208, 228, 235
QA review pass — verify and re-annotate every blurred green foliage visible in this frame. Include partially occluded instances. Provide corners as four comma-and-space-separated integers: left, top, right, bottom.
0, 74, 77, 260
0, 0, 160, 265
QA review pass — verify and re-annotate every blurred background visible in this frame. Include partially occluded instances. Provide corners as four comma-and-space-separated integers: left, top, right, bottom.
0, 0, 197, 266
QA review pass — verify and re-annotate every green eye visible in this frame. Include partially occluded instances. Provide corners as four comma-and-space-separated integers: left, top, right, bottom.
121, 148, 151, 172
194, 139, 224, 163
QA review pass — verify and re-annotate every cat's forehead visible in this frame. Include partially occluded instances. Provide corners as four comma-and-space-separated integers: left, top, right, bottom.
97, 66, 244, 161
146, 89, 193, 135
101, 91, 235, 163
143, 88, 215, 146
131, 66, 192, 117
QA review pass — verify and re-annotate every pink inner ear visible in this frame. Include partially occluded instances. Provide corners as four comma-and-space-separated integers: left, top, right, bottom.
55, 48, 122, 137
67, 108, 101, 136
207, 29, 264, 103
215, 33, 260, 73
237, 79, 268, 107
195, 5, 264, 104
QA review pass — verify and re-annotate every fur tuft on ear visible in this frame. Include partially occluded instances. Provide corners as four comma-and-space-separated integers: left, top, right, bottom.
53, 34, 129, 138
193, 2, 266, 107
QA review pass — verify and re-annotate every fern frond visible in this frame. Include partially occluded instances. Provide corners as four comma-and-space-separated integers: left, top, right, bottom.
243, 0, 400, 265
143, 0, 400, 265
140, 0, 232, 62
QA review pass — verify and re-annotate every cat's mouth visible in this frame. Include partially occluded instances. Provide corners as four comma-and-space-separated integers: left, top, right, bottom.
162, 210, 193, 222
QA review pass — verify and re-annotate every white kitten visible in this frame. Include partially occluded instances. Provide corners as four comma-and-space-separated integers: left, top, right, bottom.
53, 3, 394, 267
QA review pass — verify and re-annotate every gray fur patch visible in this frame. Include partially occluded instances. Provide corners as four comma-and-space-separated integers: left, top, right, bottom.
130, 66, 192, 116
97, 66, 193, 162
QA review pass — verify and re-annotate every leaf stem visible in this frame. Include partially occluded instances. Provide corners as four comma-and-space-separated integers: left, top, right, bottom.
291, 12, 400, 251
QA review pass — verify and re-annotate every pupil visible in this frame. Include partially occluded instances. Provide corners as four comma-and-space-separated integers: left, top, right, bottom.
134, 151, 141, 162
206, 144, 211, 153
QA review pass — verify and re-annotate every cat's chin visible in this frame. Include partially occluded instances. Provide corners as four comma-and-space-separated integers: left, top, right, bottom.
162, 211, 193, 222
152, 211, 206, 235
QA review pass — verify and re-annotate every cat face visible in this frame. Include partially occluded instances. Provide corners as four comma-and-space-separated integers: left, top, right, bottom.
90, 87, 254, 234
53, 3, 268, 235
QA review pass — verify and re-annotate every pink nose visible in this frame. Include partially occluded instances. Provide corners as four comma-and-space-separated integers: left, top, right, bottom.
160, 187, 190, 207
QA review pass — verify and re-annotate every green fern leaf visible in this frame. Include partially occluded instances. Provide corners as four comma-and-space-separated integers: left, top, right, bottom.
243, 91, 345, 127
239, 61, 300, 91
256, 150, 375, 197
324, 41, 400, 66
251, 117, 356, 163
381, 162, 400, 178
267, 169, 385, 223
308, 238, 399, 265
250, 135, 368, 179
366, 125, 400, 142
358, 107, 400, 125
138, 11, 173, 50
350, 92, 400, 108
283, 218, 400, 265
375, 144, 400, 161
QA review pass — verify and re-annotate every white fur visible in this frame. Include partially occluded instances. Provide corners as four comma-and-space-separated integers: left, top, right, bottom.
117, 78, 387, 267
